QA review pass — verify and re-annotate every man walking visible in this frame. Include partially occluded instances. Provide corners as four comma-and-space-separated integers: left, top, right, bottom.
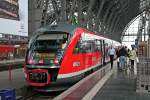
119, 46, 127, 70
128, 47, 137, 70
108, 46, 116, 69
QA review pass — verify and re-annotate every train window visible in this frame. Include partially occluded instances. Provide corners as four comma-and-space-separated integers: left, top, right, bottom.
105, 43, 109, 57
34, 40, 61, 51
37, 34, 64, 40
74, 40, 99, 54
89, 41, 96, 52
83, 41, 92, 53
73, 38, 83, 54
73, 32, 104, 54
95, 40, 102, 52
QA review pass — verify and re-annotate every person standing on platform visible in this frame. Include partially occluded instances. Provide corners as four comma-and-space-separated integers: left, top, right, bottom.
119, 46, 127, 70
129, 47, 137, 70
108, 46, 116, 69
116, 47, 120, 69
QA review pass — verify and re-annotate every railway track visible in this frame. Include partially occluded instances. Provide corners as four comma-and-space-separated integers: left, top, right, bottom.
18, 90, 62, 100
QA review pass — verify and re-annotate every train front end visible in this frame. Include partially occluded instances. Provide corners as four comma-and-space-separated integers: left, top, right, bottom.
24, 32, 68, 87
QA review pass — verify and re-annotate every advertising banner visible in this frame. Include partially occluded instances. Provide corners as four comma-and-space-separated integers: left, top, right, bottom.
0, 0, 28, 36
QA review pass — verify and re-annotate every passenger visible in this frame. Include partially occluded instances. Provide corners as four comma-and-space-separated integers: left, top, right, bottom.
127, 49, 131, 65
108, 46, 116, 69
127, 49, 131, 57
116, 48, 120, 69
128, 47, 137, 70
119, 46, 127, 70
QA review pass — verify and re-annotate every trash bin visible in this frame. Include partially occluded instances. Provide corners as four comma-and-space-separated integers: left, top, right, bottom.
0, 89, 16, 100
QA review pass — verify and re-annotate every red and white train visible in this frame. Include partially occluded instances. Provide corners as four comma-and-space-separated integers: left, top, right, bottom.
24, 23, 120, 91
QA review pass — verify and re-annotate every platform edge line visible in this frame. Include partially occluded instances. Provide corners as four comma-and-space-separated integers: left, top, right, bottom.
82, 69, 114, 100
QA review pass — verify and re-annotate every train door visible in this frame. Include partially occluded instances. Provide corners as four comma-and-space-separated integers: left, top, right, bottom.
94, 39, 102, 65
79, 33, 94, 68
77, 40, 92, 68
105, 42, 110, 63
87, 41, 94, 67
99, 40, 103, 65
102, 40, 106, 65
82, 38, 97, 68
80, 41, 88, 68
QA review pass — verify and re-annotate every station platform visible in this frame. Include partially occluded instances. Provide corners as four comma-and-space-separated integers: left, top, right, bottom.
54, 61, 150, 100
0, 68, 28, 98
0, 68, 26, 89
93, 68, 150, 100
0, 58, 24, 71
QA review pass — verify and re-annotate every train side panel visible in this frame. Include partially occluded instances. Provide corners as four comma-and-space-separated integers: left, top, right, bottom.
58, 28, 103, 77
58, 28, 83, 75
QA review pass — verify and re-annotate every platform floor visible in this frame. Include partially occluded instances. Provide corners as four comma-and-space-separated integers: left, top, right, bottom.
0, 58, 25, 71
0, 68, 27, 90
93, 66, 150, 100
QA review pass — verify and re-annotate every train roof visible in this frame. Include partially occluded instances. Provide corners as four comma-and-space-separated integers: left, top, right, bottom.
36, 23, 77, 35
29, 23, 78, 48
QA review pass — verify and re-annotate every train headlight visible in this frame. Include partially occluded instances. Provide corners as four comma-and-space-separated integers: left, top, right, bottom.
28, 59, 34, 64
25, 73, 27, 78
54, 58, 59, 64
39, 60, 44, 64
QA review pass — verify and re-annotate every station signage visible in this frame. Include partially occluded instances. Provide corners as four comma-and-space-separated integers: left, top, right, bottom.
0, 0, 28, 36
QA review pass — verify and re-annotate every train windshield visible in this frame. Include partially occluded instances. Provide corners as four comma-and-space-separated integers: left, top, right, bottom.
27, 33, 68, 65
34, 40, 61, 51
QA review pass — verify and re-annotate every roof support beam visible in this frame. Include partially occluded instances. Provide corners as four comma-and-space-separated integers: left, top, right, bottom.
60, 0, 67, 22
109, 1, 128, 33
86, 0, 97, 30
51, 0, 59, 22
101, 0, 115, 33
69, 0, 76, 18
102, 1, 116, 25
109, 13, 118, 32
41, 0, 49, 26
95, 0, 105, 31
105, 6, 119, 32
77, 0, 84, 27
112, 16, 121, 33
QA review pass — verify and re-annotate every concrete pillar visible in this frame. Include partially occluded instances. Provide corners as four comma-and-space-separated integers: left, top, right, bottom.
41, 0, 49, 26
146, 11, 150, 58
28, 0, 44, 38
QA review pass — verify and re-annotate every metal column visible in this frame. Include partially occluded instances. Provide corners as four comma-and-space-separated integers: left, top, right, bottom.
28, 0, 44, 38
